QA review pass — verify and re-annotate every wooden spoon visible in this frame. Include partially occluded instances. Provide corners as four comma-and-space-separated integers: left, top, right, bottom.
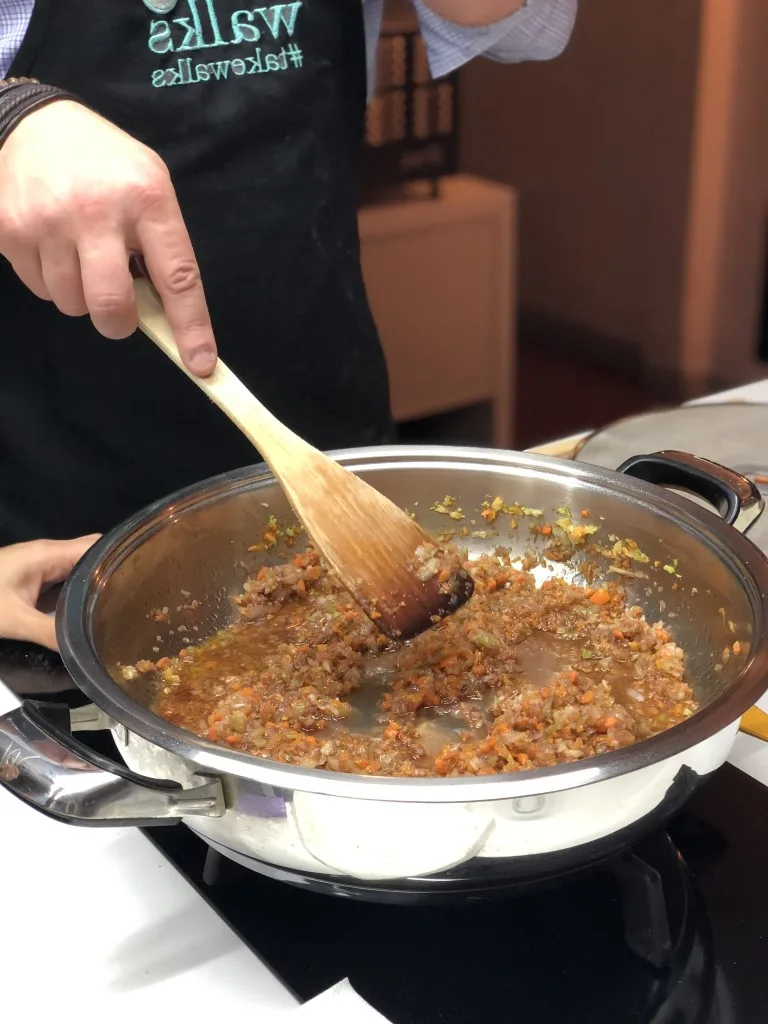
132, 271, 473, 640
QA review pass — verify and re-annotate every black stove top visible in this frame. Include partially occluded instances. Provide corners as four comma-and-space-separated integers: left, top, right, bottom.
3, 639, 767, 1024
144, 768, 767, 1024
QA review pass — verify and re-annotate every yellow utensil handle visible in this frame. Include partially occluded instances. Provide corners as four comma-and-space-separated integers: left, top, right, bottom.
740, 706, 768, 742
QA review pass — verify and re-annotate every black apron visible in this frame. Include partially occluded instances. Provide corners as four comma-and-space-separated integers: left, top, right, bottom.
0, 0, 394, 545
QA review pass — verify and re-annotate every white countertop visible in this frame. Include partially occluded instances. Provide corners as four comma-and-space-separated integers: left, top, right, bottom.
2, 379, 768, 1022
0, 691, 299, 1021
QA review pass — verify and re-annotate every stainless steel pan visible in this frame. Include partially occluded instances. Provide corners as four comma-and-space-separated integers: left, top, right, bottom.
1, 447, 766, 899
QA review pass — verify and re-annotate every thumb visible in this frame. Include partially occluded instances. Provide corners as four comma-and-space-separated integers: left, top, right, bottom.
0, 597, 58, 650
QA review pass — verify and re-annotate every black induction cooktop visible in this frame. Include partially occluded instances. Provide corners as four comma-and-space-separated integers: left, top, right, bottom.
144, 767, 767, 1024
3, 638, 767, 1024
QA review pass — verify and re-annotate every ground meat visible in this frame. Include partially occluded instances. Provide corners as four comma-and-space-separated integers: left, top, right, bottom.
126, 547, 697, 778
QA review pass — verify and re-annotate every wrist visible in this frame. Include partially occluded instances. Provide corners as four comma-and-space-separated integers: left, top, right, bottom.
0, 79, 79, 151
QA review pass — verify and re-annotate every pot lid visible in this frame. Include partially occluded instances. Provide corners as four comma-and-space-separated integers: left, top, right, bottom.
575, 403, 768, 554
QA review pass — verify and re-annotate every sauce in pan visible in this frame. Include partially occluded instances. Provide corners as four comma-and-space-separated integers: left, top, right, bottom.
123, 547, 696, 777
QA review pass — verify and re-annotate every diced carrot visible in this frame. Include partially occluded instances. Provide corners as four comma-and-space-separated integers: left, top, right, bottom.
225, 734, 241, 745
239, 687, 254, 698
590, 589, 611, 606
486, 577, 498, 592
207, 727, 219, 741
596, 716, 619, 733
581, 509, 590, 518
540, 525, 553, 536
155, 657, 171, 670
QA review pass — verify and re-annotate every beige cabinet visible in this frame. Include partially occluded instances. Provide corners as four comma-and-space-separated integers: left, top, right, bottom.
359, 175, 517, 447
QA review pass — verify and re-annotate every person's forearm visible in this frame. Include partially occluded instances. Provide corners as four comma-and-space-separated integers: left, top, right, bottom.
418, 0, 527, 27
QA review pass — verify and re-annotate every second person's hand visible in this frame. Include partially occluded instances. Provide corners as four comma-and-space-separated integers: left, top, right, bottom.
0, 100, 217, 376
0, 536, 101, 650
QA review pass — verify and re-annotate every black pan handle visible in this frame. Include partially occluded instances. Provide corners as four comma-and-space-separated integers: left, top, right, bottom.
617, 450, 763, 534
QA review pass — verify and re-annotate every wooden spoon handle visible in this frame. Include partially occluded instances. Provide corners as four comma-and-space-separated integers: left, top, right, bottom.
133, 276, 309, 463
